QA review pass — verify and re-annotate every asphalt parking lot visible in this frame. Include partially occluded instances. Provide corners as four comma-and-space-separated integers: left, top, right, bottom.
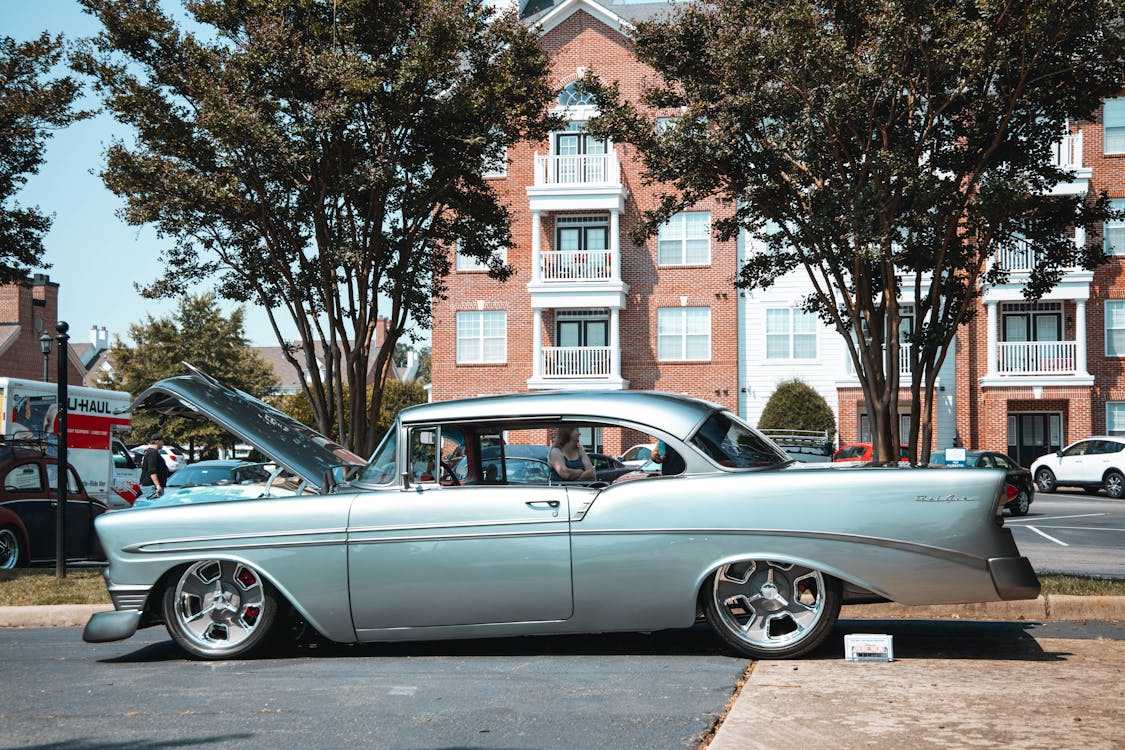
1006, 491, 1125, 577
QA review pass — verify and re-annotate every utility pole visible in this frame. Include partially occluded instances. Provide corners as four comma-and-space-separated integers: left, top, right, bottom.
54, 321, 69, 580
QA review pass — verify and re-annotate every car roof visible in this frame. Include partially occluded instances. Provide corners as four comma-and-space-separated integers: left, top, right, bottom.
398, 391, 719, 439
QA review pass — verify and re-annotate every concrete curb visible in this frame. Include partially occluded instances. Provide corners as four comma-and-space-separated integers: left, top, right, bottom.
841, 594, 1125, 622
0, 596, 1123, 628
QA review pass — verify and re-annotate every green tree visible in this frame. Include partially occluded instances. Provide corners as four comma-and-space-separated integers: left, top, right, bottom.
0, 33, 88, 282
273, 378, 426, 448
74, 0, 559, 454
104, 293, 278, 457
588, 0, 1125, 463
757, 379, 836, 440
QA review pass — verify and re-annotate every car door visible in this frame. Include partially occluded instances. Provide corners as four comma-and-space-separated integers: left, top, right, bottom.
1056, 440, 1096, 483
44, 463, 99, 560
347, 425, 573, 635
1, 461, 50, 560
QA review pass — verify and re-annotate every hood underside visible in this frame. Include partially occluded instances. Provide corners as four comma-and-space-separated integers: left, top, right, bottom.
131, 365, 364, 491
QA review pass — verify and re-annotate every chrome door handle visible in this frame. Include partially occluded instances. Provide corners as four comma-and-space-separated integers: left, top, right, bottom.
526, 500, 560, 509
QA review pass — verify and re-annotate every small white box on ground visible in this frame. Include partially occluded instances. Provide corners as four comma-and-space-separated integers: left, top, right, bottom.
844, 633, 894, 662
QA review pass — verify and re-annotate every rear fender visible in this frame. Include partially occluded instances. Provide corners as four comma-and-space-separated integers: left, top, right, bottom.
693, 551, 891, 604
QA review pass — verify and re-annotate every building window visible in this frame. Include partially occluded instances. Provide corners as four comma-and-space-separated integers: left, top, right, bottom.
765, 307, 818, 360
1107, 301, 1125, 357
557, 82, 596, 108
455, 243, 507, 272
1108, 404, 1125, 437
483, 144, 507, 178
657, 307, 711, 361
1104, 97, 1125, 154
456, 311, 506, 363
1106, 199, 1125, 256
658, 212, 710, 265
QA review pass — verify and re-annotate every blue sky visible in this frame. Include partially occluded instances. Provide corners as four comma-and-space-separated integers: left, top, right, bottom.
5, 0, 310, 347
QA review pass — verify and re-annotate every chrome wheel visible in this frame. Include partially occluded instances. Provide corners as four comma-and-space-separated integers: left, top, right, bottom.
163, 560, 277, 659
1010, 490, 1031, 516
0, 528, 21, 569
1105, 471, 1125, 499
705, 560, 840, 659
1035, 468, 1056, 493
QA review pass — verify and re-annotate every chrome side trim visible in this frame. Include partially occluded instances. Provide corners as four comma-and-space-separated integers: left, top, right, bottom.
348, 528, 571, 545
108, 584, 152, 612
569, 527, 986, 567
347, 517, 569, 534
125, 535, 347, 555
121, 527, 347, 554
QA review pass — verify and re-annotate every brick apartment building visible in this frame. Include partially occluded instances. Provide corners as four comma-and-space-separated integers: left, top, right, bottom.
430, 0, 739, 455
0, 273, 85, 386
430, 0, 1125, 466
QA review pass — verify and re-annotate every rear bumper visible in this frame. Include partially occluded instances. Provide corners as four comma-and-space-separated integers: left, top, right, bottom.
83, 609, 141, 643
988, 556, 1041, 600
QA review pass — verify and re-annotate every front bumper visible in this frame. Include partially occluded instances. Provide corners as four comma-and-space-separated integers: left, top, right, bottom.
988, 556, 1041, 600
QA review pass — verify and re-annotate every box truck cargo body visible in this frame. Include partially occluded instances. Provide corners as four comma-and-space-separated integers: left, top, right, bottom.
0, 378, 140, 508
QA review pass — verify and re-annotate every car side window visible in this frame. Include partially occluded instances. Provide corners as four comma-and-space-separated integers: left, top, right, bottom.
1061, 441, 1090, 457
409, 428, 439, 484
992, 455, 1011, 470
977, 455, 994, 468
1100, 440, 1125, 455
3, 463, 43, 492
45, 464, 80, 495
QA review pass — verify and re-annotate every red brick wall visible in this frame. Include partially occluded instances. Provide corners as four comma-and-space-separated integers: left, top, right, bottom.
431, 10, 738, 411
0, 277, 84, 386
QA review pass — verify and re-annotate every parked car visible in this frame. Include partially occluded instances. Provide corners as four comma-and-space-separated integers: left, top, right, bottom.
1030, 436, 1125, 498
760, 430, 835, 463
832, 443, 909, 463
132, 460, 285, 509
617, 443, 657, 467
929, 450, 1034, 516
84, 369, 1038, 661
0, 443, 107, 569
130, 444, 187, 474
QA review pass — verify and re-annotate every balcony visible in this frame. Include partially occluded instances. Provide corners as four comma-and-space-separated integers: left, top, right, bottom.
985, 238, 1093, 302
1048, 130, 1092, 196
540, 249, 613, 282
996, 341, 1078, 376
526, 152, 627, 213
528, 343, 627, 390
843, 343, 913, 377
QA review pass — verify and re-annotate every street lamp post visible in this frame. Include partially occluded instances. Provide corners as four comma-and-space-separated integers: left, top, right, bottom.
39, 333, 51, 383
54, 321, 69, 580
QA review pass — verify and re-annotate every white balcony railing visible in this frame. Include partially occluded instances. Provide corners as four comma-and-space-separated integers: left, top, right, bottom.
997, 341, 1078, 375
533, 153, 621, 187
539, 249, 613, 282
844, 343, 912, 376
541, 346, 613, 378
1052, 131, 1084, 170
995, 242, 1038, 273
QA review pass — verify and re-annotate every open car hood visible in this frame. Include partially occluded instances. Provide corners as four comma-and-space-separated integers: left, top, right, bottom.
131, 365, 365, 492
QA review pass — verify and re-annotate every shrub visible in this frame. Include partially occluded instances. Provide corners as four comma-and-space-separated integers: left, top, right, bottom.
757, 379, 836, 440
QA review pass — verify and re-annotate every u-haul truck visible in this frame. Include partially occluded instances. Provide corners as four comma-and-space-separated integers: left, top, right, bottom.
0, 377, 140, 508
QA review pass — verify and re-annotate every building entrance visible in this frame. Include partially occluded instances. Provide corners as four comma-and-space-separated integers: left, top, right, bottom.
1007, 412, 1063, 468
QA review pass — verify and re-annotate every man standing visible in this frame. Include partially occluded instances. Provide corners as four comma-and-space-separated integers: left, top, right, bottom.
139, 433, 170, 499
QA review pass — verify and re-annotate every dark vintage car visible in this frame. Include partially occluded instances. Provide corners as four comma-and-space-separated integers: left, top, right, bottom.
0, 443, 107, 568
929, 450, 1035, 516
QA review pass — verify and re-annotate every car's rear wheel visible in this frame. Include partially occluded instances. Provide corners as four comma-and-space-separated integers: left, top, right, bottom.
1035, 468, 1057, 493
1104, 471, 1125, 499
704, 560, 841, 659
162, 560, 278, 660
0, 528, 22, 569
1009, 490, 1032, 516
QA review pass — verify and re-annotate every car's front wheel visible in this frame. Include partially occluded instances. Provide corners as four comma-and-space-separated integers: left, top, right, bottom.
1009, 490, 1032, 516
162, 560, 279, 660
704, 560, 841, 659
0, 528, 22, 569
1035, 468, 1057, 493
1104, 471, 1125, 499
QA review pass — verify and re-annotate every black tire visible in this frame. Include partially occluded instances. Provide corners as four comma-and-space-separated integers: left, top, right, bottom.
1035, 468, 1057, 493
0, 527, 22, 570
703, 560, 842, 659
1009, 490, 1032, 516
1104, 471, 1125, 499
162, 560, 279, 660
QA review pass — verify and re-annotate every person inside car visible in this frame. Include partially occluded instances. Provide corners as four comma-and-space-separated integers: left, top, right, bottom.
548, 426, 595, 482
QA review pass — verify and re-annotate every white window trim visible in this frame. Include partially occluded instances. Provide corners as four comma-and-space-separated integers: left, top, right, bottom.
456, 310, 507, 364
657, 211, 711, 267
1105, 198, 1125, 256
483, 145, 507, 179
764, 307, 819, 362
1106, 300, 1125, 357
455, 242, 507, 272
1103, 97, 1125, 155
1107, 402, 1125, 437
657, 307, 712, 362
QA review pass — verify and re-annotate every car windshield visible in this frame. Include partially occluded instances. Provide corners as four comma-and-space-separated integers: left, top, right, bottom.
357, 430, 398, 485
691, 411, 788, 469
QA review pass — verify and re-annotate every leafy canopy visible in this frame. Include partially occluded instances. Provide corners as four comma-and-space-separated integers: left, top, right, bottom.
74, 0, 558, 453
587, 0, 1125, 462
100, 293, 278, 454
0, 33, 89, 282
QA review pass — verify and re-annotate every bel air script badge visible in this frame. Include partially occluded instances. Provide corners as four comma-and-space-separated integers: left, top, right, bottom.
915, 494, 973, 503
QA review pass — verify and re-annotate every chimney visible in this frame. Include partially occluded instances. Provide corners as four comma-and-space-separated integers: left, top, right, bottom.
31, 273, 49, 306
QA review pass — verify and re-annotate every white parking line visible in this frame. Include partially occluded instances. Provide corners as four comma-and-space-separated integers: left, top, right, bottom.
1029, 525, 1125, 532
1006, 513, 1107, 523
1024, 526, 1069, 546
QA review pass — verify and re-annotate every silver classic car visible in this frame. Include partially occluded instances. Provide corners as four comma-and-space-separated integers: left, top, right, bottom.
84, 369, 1039, 660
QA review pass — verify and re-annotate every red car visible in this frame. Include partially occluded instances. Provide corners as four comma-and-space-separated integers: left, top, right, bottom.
0, 443, 106, 569
832, 443, 909, 463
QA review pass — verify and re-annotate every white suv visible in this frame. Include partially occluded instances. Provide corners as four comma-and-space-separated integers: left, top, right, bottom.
1030, 436, 1125, 498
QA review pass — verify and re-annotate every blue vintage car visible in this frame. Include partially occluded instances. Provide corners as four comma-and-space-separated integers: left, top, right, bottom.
84, 367, 1039, 660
